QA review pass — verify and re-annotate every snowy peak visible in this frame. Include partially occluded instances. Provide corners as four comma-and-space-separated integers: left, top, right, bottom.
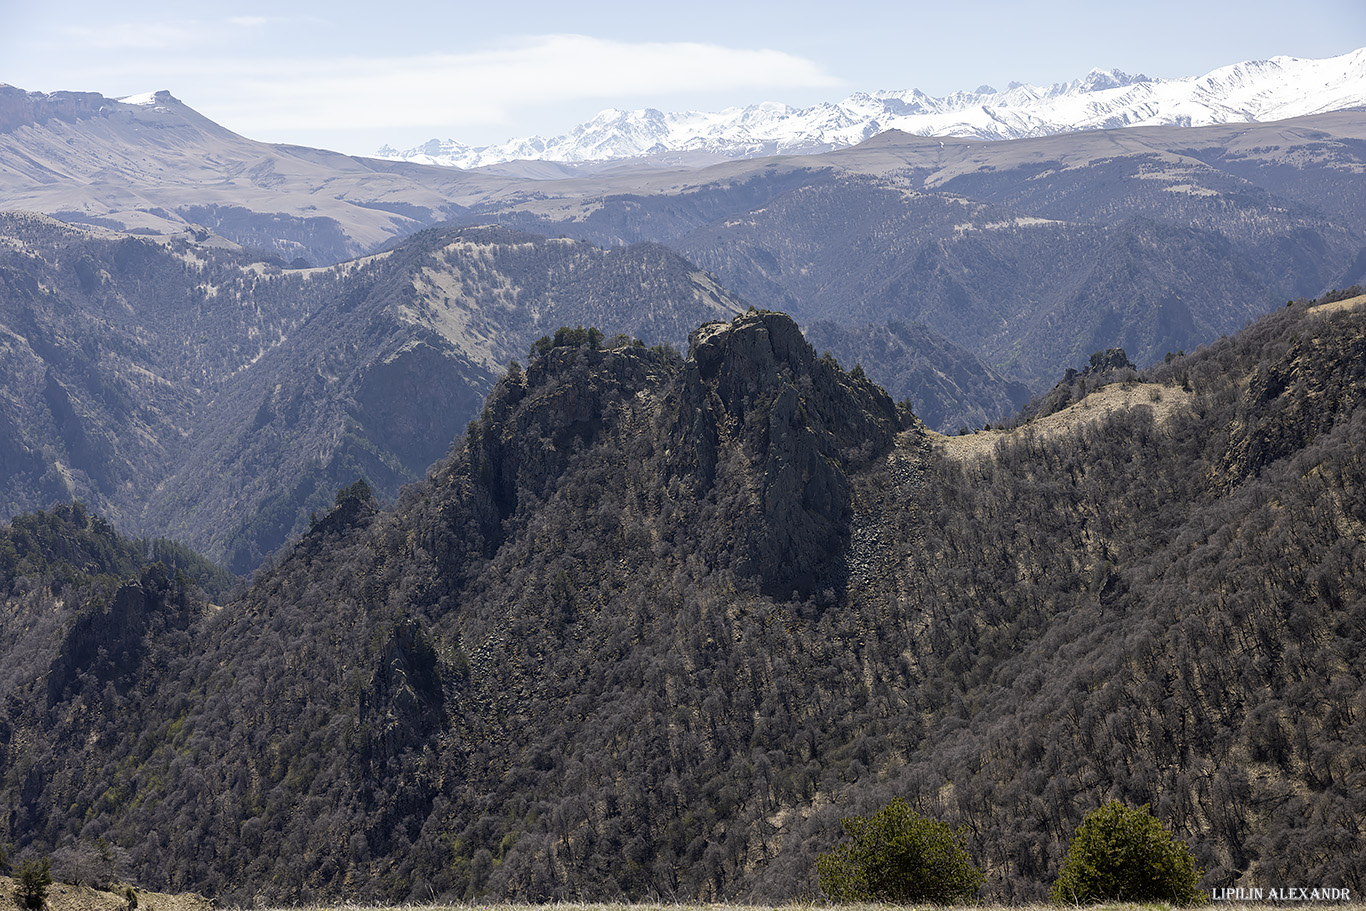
375, 47, 1366, 170
1075, 68, 1149, 94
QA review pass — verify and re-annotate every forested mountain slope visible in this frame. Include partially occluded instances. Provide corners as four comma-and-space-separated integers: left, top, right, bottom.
0, 213, 327, 536
3, 293, 1364, 903
802, 318, 1032, 432
0, 215, 742, 570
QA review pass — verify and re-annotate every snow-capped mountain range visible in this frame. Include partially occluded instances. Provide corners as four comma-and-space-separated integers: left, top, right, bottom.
375, 47, 1366, 170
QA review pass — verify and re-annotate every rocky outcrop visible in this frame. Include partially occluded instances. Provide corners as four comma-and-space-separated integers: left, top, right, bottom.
440, 310, 908, 600
45, 564, 192, 708
1218, 309, 1366, 485
359, 618, 445, 774
1062, 346, 1137, 384
456, 335, 680, 557
681, 310, 904, 598
0, 85, 110, 133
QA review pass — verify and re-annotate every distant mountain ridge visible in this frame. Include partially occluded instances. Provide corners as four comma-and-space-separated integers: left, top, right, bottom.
0, 82, 483, 265
5, 85, 1365, 439
375, 47, 1366, 169
3, 78, 1366, 488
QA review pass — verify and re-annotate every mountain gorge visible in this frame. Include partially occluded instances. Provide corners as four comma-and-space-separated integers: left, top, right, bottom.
801, 319, 1031, 432
2, 295, 1365, 903
0, 214, 741, 570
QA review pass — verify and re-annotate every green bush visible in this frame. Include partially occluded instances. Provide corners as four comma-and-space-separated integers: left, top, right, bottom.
817, 797, 983, 904
1051, 801, 1206, 905
14, 857, 52, 911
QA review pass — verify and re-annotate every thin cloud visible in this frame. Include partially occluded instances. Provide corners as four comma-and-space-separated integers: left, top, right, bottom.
59, 15, 286, 52
59, 21, 205, 51
156, 34, 843, 133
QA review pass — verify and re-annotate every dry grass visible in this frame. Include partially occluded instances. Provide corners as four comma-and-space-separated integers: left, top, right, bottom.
0, 876, 212, 911
255, 905, 1075, 911
1308, 293, 1366, 316
930, 383, 1193, 463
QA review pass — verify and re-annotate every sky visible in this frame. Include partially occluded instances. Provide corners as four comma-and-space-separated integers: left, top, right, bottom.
3, 0, 1364, 157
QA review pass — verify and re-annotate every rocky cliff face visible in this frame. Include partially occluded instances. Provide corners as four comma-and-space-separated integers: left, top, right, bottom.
680, 311, 903, 597
0, 85, 110, 133
45, 564, 192, 708
447, 310, 907, 600
457, 336, 682, 561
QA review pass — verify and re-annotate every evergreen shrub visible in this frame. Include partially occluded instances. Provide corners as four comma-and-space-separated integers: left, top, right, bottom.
817, 797, 983, 904
14, 857, 52, 911
1051, 800, 1206, 905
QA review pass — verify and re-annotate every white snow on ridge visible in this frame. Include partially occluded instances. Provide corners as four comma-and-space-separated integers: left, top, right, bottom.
118, 91, 159, 106
376, 47, 1366, 170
